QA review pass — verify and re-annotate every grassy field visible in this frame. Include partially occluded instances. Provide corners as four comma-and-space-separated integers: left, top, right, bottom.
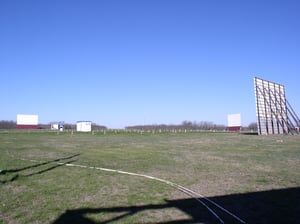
0, 131, 300, 224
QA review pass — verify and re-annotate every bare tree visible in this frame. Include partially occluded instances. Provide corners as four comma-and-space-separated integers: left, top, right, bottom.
247, 122, 258, 131
0, 120, 16, 129
126, 121, 226, 131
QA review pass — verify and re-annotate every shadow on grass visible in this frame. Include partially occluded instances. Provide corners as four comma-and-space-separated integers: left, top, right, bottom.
52, 187, 300, 224
240, 132, 258, 136
25, 159, 77, 177
0, 154, 80, 184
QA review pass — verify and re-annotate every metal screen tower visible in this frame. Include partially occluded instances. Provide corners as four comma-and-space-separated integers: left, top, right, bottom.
254, 77, 300, 135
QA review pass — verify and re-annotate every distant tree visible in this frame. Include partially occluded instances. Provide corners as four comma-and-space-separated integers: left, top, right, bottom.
182, 120, 193, 127
0, 120, 16, 129
248, 122, 257, 131
125, 121, 226, 131
64, 123, 76, 130
198, 121, 214, 130
38, 124, 50, 129
92, 123, 107, 130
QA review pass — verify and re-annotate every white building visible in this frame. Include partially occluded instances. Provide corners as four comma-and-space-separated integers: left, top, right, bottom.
17, 114, 38, 129
227, 114, 241, 131
51, 122, 64, 131
76, 121, 92, 132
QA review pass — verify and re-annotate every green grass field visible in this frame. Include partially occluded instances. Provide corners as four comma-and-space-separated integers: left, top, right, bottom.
1, 131, 300, 224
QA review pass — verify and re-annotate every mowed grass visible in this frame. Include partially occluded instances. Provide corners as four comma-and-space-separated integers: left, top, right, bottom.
0, 131, 300, 224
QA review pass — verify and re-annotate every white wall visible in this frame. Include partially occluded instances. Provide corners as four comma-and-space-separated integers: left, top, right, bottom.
17, 114, 38, 125
227, 114, 241, 127
76, 121, 92, 132
51, 123, 59, 130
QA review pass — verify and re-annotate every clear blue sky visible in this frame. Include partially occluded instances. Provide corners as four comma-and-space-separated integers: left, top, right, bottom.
1, 0, 299, 128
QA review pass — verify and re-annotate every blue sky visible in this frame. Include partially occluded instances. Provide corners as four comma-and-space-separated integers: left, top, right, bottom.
1, 0, 299, 128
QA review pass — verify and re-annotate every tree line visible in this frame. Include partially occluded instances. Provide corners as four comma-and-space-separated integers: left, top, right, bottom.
126, 120, 257, 131
0, 121, 107, 130
0, 120, 257, 131
0, 120, 16, 129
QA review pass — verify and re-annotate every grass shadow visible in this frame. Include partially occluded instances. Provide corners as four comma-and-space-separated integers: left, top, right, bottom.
0, 154, 80, 184
52, 187, 300, 224
25, 159, 77, 177
0, 174, 19, 184
240, 132, 258, 135
52, 199, 217, 224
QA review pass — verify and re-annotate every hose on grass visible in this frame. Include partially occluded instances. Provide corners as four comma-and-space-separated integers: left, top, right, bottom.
6, 152, 246, 224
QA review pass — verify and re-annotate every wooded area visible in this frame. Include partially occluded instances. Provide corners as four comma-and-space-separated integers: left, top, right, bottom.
0, 120, 257, 131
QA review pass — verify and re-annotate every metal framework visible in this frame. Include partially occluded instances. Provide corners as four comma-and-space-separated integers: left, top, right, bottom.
254, 77, 299, 135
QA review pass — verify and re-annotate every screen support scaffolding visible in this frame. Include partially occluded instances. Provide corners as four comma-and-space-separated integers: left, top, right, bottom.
254, 77, 299, 135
